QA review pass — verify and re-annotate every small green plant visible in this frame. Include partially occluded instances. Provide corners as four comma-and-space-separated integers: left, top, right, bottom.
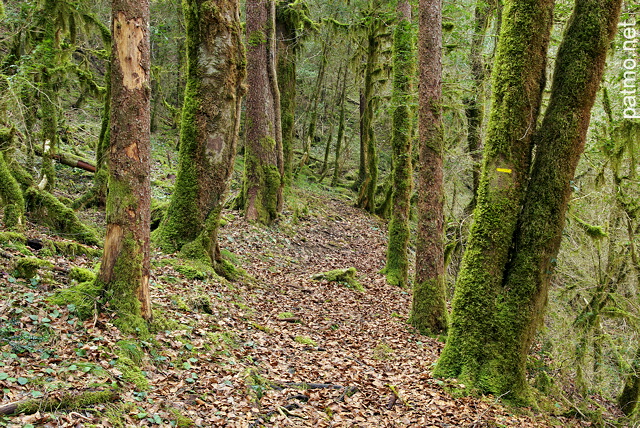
294, 336, 317, 347
373, 342, 394, 360
278, 312, 295, 319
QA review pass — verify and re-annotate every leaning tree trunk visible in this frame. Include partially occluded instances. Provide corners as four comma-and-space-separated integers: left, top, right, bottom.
433, 0, 554, 396
384, 0, 414, 289
155, 0, 245, 273
244, 0, 283, 224
96, 0, 152, 329
409, 0, 447, 334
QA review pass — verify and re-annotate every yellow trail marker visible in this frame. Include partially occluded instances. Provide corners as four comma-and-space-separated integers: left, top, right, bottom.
496, 168, 512, 173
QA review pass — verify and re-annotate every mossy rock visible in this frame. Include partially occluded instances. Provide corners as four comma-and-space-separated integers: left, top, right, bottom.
54, 240, 102, 258
174, 264, 207, 280
14, 257, 53, 279
311, 267, 364, 291
69, 266, 96, 283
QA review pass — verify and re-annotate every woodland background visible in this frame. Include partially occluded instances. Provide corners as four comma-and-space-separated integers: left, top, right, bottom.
0, 0, 639, 426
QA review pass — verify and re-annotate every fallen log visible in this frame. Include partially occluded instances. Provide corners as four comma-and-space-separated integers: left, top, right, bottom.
33, 146, 95, 173
0, 389, 118, 415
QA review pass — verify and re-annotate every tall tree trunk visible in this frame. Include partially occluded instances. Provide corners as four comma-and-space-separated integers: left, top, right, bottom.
409, 0, 447, 333
435, 0, 621, 403
155, 0, 245, 273
494, 0, 621, 400
434, 0, 554, 395
301, 41, 329, 169
384, 0, 413, 289
244, 0, 283, 224
463, 0, 498, 214
331, 51, 349, 187
277, 8, 296, 186
356, 30, 379, 213
97, 0, 152, 329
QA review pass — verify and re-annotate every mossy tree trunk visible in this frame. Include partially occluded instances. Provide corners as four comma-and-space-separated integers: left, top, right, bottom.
463, 0, 498, 214
434, 0, 621, 403
39, 0, 61, 192
97, 0, 153, 328
331, 47, 349, 187
0, 150, 25, 230
301, 41, 329, 169
355, 28, 380, 213
154, 0, 245, 272
384, 0, 413, 289
409, 0, 447, 334
244, 0, 284, 224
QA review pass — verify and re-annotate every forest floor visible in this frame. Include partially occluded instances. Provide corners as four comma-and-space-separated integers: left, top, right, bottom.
0, 171, 621, 427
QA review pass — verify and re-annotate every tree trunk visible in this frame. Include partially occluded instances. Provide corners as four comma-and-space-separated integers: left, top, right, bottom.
277, 9, 296, 186
244, 0, 283, 224
0, 151, 25, 230
435, 0, 621, 403
155, 0, 245, 269
384, 0, 413, 289
97, 0, 153, 329
356, 29, 380, 213
331, 46, 350, 187
409, 0, 447, 333
434, 0, 554, 387
463, 0, 498, 214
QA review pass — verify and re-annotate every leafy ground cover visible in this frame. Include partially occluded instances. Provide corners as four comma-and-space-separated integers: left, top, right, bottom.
0, 178, 620, 427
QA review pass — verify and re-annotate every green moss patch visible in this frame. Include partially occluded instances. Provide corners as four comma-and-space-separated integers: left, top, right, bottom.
311, 267, 363, 291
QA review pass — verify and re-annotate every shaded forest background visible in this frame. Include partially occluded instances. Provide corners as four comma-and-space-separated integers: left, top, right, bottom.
1, 0, 640, 426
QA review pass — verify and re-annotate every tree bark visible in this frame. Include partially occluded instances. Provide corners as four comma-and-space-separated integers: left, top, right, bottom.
97, 0, 153, 327
155, 0, 245, 272
409, 0, 447, 334
244, 0, 284, 224
435, 0, 621, 403
434, 0, 554, 396
384, 0, 413, 289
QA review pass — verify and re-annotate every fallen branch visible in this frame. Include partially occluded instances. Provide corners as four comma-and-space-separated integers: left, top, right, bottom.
33, 146, 96, 173
0, 389, 118, 416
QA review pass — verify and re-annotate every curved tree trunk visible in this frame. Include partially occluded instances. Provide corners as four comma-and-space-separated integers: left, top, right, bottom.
97, 0, 152, 329
155, 0, 245, 270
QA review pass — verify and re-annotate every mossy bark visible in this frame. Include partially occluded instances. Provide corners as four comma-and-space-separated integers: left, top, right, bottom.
276, 6, 296, 185
331, 50, 349, 187
434, 0, 554, 396
410, 0, 447, 335
0, 151, 25, 229
434, 0, 620, 403
384, 2, 413, 289
97, 0, 152, 327
155, 0, 245, 265
356, 29, 380, 213
463, 0, 498, 213
244, 0, 284, 224
39, 0, 60, 192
